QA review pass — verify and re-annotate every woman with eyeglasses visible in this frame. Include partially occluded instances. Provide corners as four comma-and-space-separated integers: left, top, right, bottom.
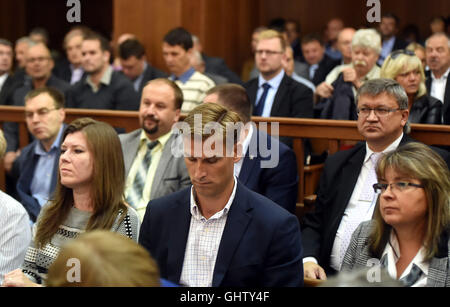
380, 50, 442, 124
341, 142, 450, 287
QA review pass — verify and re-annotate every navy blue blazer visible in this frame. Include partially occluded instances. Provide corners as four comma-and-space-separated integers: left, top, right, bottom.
139, 183, 304, 287
238, 129, 298, 213
15, 131, 64, 222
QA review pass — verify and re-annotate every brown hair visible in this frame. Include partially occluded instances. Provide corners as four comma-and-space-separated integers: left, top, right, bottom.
206, 84, 252, 123
35, 118, 127, 248
24, 87, 65, 109
46, 230, 160, 287
370, 142, 450, 261
258, 29, 287, 51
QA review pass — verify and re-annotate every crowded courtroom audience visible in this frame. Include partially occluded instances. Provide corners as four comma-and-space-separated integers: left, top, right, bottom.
0, 10, 450, 289
119, 78, 190, 221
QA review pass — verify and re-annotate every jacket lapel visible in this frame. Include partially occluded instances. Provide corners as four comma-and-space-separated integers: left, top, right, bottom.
237, 129, 259, 184
166, 189, 192, 283
212, 183, 252, 286
270, 74, 287, 116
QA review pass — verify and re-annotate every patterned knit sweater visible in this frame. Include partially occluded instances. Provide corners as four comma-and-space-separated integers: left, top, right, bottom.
22, 206, 140, 284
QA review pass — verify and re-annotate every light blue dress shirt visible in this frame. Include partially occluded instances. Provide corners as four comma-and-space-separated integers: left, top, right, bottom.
30, 125, 65, 207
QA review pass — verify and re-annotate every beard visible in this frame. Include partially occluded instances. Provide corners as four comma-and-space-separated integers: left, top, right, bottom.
141, 115, 159, 135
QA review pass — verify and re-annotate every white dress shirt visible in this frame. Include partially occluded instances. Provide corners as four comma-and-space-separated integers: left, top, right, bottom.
179, 177, 238, 287
0, 73, 8, 92
430, 67, 449, 123
234, 124, 254, 177
381, 230, 428, 287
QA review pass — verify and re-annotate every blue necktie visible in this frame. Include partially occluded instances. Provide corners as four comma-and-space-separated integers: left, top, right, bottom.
253, 83, 271, 116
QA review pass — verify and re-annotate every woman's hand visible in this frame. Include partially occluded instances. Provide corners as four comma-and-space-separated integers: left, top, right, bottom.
2, 269, 42, 287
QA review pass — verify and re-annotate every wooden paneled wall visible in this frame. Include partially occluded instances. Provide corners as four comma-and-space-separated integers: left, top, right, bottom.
113, 0, 449, 77
112, 0, 260, 76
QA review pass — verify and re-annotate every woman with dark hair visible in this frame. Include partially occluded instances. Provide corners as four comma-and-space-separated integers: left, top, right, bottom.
2, 118, 140, 287
341, 142, 450, 287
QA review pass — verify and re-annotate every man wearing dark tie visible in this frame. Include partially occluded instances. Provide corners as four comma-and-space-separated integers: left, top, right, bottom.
244, 29, 313, 119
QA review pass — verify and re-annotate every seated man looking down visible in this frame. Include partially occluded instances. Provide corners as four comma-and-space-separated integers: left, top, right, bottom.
139, 102, 304, 287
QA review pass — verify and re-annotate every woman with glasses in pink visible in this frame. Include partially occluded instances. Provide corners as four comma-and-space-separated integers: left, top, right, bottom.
341, 142, 450, 287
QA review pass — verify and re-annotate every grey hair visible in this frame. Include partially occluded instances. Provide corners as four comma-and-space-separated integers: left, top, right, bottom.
15, 36, 36, 47
356, 78, 411, 133
425, 32, 450, 49
352, 28, 381, 55
0, 38, 12, 48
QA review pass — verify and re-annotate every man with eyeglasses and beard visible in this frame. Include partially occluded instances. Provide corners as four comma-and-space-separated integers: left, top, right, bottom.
119, 78, 190, 221
301, 78, 450, 282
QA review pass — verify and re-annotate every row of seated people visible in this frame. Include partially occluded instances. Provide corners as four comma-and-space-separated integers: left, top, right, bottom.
0, 77, 449, 287
2, 26, 449, 177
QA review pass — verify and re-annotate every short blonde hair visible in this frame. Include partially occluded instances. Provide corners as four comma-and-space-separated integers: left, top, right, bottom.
257, 29, 287, 51
46, 230, 161, 287
0, 129, 6, 158
352, 29, 381, 55
380, 51, 427, 98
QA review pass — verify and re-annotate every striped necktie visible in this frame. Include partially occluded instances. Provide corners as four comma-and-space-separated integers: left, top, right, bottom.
126, 140, 159, 208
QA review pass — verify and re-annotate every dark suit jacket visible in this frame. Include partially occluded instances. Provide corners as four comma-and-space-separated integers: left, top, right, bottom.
0, 74, 21, 105
203, 53, 242, 85
410, 94, 442, 124
139, 183, 304, 287
310, 54, 340, 86
15, 132, 63, 222
426, 72, 450, 124
301, 135, 450, 274
238, 129, 298, 213
244, 73, 313, 119
52, 58, 86, 84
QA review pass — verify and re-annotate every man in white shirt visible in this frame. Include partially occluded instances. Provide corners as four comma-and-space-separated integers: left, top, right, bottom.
425, 32, 450, 124
0, 39, 14, 105
301, 78, 449, 280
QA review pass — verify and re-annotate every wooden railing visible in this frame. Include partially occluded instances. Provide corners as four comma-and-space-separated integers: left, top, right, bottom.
2, 106, 450, 202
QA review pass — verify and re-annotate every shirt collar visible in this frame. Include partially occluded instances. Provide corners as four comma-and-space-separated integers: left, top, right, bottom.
382, 230, 429, 277
139, 129, 172, 150
364, 133, 403, 164
189, 177, 237, 221
86, 65, 113, 91
431, 67, 450, 81
171, 67, 195, 84
258, 69, 285, 90
34, 124, 65, 155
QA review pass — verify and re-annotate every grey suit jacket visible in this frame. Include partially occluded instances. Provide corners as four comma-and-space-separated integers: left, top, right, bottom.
119, 129, 191, 200
342, 220, 450, 287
